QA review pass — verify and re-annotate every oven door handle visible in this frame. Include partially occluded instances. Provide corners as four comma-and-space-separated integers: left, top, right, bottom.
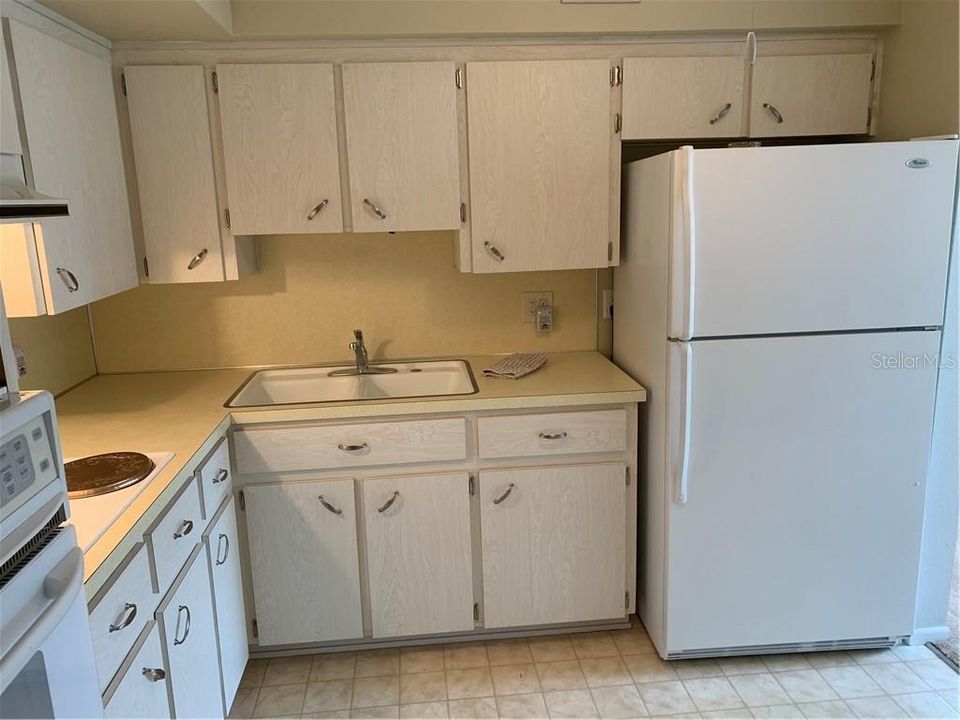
0, 547, 84, 691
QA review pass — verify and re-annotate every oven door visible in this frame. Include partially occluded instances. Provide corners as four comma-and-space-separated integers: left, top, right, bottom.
0, 524, 102, 718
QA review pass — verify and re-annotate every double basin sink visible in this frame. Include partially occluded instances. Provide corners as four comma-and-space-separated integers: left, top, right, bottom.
227, 360, 477, 407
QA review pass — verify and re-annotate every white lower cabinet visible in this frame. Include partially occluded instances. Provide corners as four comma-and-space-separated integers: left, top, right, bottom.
480, 463, 628, 628
156, 544, 223, 719
244, 478, 363, 645
103, 621, 171, 719
205, 496, 248, 714
363, 472, 475, 637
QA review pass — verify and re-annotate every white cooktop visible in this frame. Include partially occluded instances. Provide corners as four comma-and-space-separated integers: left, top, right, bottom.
67, 451, 175, 552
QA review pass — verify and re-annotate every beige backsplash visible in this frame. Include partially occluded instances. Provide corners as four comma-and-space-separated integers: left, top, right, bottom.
90, 231, 604, 373
8, 307, 97, 395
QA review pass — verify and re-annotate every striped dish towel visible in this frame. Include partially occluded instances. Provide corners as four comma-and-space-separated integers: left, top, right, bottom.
482, 353, 548, 380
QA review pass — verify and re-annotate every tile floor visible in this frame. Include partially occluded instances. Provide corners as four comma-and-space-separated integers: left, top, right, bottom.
228, 618, 959, 720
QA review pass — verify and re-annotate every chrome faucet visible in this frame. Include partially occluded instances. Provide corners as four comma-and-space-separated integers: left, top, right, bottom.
329, 329, 397, 376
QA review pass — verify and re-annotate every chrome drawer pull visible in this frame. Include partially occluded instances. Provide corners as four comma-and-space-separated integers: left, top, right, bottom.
215, 533, 230, 565
483, 242, 505, 261
538, 431, 568, 441
55, 267, 80, 292
318, 495, 343, 516
337, 442, 368, 452
762, 103, 784, 124
377, 490, 400, 514
173, 519, 194, 539
187, 248, 208, 270
363, 198, 387, 219
142, 668, 166, 682
108, 602, 137, 633
173, 604, 191, 645
709, 102, 732, 125
493, 483, 515, 505
307, 198, 329, 220
212, 468, 229, 484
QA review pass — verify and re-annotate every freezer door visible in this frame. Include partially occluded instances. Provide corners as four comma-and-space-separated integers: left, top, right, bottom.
671, 141, 958, 339
664, 331, 940, 654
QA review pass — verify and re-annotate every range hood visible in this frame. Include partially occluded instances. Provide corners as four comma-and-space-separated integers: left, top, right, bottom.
0, 153, 68, 221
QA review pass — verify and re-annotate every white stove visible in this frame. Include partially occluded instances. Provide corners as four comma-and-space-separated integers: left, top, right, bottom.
67, 451, 174, 552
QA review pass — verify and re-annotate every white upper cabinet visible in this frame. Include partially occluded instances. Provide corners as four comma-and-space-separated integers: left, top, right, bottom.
217, 63, 343, 235
621, 56, 747, 139
749, 53, 874, 137
466, 59, 617, 273
124, 65, 227, 283
0, 28, 20, 155
3, 20, 136, 315
342, 61, 461, 233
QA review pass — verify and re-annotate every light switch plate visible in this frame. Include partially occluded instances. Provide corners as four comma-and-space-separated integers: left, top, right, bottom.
521, 291, 553, 322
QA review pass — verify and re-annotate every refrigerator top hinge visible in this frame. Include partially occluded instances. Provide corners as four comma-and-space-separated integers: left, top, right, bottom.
252, 617, 258, 638
625, 467, 631, 486
468, 474, 476, 496
473, 602, 479, 622
625, 591, 630, 609
120, 72, 127, 96
238, 490, 245, 511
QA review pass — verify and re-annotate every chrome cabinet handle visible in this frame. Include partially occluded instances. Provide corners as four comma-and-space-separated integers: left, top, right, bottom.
108, 602, 137, 633
212, 468, 229, 484
307, 199, 329, 220
142, 667, 166, 682
338, 442, 368, 452
55, 267, 79, 292
363, 198, 387, 219
377, 490, 400, 514
538, 431, 568, 441
762, 103, 784, 124
709, 102, 732, 125
215, 533, 230, 565
493, 483, 515, 505
318, 494, 343, 516
173, 519, 194, 540
187, 248, 208, 270
173, 604, 191, 645
483, 242, 505, 261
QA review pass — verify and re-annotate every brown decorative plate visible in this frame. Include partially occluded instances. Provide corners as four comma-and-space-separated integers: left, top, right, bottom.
66, 452, 156, 499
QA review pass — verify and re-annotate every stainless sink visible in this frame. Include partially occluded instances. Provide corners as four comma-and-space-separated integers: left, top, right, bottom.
226, 360, 477, 407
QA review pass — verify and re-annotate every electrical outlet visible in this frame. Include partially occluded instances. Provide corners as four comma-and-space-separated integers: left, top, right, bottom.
521, 291, 553, 322
602, 289, 614, 319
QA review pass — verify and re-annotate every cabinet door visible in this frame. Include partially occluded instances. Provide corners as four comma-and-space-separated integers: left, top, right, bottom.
749, 53, 874, 137
480, 463, 626, 628
622, 56, 746, 139
343, 62, 460, 232
466, 60, 614, 273
204, 495, 247, 715
363, 472, 474, 637
156, 544, 223, 720
217, 63, 343, 235
125, 65, 225, 283
8, 21, 136, 313
103, 622, 171, 719
244, 478, 363, 645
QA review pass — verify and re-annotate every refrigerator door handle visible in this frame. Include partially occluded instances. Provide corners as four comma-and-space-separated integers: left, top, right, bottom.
675, 342, 693, 504
671, 146, 696, 340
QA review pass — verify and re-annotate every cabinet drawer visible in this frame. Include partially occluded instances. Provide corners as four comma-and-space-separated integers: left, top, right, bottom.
144, 477, 203, 593
478, 409, 627, 459
88, 543, 157, 693
197, 436, 231, 520
233, 418, 467, 473
103, 621, 171, 719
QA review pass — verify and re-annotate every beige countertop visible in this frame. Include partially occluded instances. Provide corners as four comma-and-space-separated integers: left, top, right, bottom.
56, 351, 644, 597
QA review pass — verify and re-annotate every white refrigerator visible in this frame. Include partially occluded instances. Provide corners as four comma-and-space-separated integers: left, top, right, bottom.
613, 140, 958, 659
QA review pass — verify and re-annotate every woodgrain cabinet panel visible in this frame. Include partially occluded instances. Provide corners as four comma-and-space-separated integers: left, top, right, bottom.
363, 472, 474, 637
480, 463, 627, 628
217, 63, 343, 235
124, 65, 226, 283
749, 53, 874, 137
103, 622, 171, 719
342, 61, 461, 232
466, 59, 614, 272
622, 56, 747, 139
478, 409, 627, 459
244, 478, 363, 645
